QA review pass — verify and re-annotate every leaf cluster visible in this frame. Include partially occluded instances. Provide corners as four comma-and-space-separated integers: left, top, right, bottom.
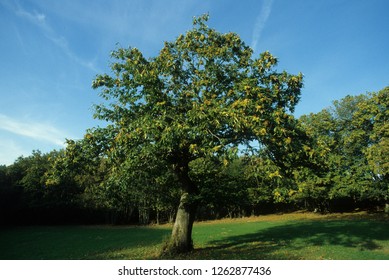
91, 15, 304, 173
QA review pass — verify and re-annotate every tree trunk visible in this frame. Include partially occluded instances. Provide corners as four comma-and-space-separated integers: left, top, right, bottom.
163, 158, 198, 255
169, 192, 197, 253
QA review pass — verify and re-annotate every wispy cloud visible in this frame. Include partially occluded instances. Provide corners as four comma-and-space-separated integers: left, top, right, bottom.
0, 138, 29, 166
0, 114, 67, 147
16, 8, 46, 24
8, 1, 99, 72
251, 0, 274, 52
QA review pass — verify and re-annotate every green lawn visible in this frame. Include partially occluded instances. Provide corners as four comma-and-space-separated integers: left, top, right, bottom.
1, 212, 388, 260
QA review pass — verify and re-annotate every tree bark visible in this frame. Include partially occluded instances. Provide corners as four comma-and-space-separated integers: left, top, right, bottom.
169, 192, 197, 253
163, 158, 198, 254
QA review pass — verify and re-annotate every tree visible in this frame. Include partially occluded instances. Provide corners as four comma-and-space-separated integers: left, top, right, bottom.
298, 91, 388, 211
364, 88, 389, 180
91, 15, 303, 254
362, 88, 389, 208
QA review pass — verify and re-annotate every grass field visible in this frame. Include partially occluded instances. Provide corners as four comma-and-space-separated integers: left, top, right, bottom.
1, 212, 388, 260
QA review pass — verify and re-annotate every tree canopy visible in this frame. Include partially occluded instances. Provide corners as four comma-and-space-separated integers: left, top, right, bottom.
90, 15, 304, 253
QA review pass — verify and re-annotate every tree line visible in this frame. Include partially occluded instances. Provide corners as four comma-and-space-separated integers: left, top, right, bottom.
1, 87, 387, 226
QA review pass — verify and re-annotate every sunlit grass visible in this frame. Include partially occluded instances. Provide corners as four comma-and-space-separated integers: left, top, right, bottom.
187, 212, 389, 260
1, 212, 388, 260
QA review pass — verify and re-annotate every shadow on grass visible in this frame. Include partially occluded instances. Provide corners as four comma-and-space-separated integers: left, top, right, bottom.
193, 219, 389, 259
0, 226, 171, 260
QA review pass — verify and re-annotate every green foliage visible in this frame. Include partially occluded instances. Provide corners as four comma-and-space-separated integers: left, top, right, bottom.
365, 87, 389, 178
244, 155, 282, 205
9, 151, 61, 208
298, 89, 389, 210
91, 14, 303, 186
190, 158, 250, 218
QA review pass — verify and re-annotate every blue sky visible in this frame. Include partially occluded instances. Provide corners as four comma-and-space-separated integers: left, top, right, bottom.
0, 0, 388, 165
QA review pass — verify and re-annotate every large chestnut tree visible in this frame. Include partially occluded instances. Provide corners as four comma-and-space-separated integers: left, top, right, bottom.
91, 15, 303, 253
